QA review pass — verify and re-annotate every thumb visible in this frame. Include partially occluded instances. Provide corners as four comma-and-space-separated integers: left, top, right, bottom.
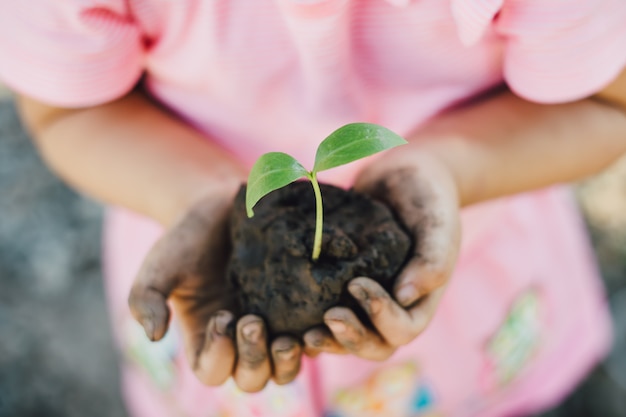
128, 283, 172, 341
128, 237, 182, 341
393, 258, 448, 307
392, 212, 460, 308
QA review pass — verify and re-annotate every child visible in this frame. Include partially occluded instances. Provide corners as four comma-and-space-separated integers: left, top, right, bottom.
2, 1, 626, 416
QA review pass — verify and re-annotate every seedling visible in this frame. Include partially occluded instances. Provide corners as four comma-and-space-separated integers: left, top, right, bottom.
245, 123, 407, 261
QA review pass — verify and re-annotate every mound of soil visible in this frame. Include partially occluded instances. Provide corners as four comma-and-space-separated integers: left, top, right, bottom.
227, 181, 412, 337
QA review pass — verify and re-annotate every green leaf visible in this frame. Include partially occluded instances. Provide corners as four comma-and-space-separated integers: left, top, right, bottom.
246, 152, 309, 217
313, 123, 407, 173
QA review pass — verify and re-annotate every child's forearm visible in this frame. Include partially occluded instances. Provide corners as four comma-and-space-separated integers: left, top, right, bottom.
17, 92, 246, 226
18, 69, 626, 222
411, 75, 626, 207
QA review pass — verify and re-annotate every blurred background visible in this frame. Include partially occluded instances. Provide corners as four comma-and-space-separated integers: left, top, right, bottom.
0, 85, 625, 417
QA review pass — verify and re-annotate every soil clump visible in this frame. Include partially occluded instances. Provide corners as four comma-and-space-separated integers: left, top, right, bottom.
227, 181, 412, 337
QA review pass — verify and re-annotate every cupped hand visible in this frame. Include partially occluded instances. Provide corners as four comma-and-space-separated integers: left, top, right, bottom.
128, 186, 302, 392
304, 148, 461, 360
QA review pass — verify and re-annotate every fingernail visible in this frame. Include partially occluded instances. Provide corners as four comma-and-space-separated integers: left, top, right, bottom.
349, 283, 381, 315
215, 312, 232, 336
242, 321, 262, 343
277, 349, 296, 361
144, 319, 156, 341
397, 284, 418, 306
305, 330, 326, 348
348, 283, 368, 302
368, 298, 383, 315
274, 339, 295, 352
311, 336, 326, 348
325, 319, 346, 334
311, 336, 325, 348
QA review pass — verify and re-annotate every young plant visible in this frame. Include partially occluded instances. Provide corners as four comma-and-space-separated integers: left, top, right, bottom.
246, 123, 407, 261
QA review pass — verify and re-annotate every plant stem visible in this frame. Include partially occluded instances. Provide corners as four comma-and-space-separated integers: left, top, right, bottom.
309, 172, 323, 261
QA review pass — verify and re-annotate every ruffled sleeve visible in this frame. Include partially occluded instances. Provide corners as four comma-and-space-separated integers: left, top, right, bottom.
451, 0, 504, 47
451, 0, 626, 103
0, 1, 145, 108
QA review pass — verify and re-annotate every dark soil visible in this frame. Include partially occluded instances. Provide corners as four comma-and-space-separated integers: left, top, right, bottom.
227, 181, 412, 337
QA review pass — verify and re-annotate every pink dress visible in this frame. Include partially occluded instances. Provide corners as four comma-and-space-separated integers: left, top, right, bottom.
2, 1, 626, 416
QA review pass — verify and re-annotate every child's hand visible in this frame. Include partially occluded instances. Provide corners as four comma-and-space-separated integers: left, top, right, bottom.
304, 149, 461, 360
128, 190, 302, 392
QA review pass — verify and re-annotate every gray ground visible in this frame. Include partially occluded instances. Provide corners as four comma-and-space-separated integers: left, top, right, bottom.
0, 97, 127, 417
0, 94, 624, 417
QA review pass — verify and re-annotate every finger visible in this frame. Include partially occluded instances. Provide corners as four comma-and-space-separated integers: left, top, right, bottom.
406, 287, 446, 332
192, 310, 236, 385
303, 327, 347, 357
348, 277, 421, 347
234, 315, 271, 393
348, 278, 436, 347
324, 307, 395, 361
393, 250, 455, 308
128, 281, 172, 342
271, 336, 302, 385
393, 198, 459, 307
128, 232, 187, 341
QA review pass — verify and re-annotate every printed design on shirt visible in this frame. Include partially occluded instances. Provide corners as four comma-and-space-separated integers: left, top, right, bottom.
327, 362, 444, 417
207, 379, 308, 417
480, 289, 542, 391
123, 317, 308, 417
125, 319, 178, 390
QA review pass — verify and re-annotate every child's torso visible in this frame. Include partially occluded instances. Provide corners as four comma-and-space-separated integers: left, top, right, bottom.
135, 0, 504, 180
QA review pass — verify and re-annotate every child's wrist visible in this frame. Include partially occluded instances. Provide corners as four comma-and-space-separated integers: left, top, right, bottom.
389, 136, 473, 207
157, 172, 245, 228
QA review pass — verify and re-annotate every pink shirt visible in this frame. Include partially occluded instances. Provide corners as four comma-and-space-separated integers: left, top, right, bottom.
2, 1, 625, 417
2, 0, 626, 175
